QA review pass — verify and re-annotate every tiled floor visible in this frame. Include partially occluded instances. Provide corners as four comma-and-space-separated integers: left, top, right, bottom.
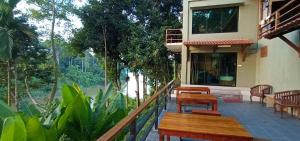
146, 98, 300, 141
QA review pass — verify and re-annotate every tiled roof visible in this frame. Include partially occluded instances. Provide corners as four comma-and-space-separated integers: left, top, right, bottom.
183, 39, 253, 46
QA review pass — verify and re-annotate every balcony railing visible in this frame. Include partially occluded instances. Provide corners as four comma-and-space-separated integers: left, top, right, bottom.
258, 0, 300, 39
165, 29, 182, 44
97, 80, 174, 141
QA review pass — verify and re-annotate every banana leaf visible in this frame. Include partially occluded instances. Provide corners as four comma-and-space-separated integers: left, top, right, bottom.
0, 115, 26, 141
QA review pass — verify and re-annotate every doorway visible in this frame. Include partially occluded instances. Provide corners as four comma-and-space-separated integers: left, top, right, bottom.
190, 53, 237, 86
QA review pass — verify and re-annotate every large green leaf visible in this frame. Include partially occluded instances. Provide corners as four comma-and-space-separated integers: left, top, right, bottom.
26, 117, 46, 141
57, 103, 73, 134
72, 94, 91, 137
0, 115, 27, 141
44, 126, 58, 141
61, 84, 76, 107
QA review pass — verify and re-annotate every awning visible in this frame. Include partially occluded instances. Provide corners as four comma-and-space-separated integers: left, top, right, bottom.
183, 39, 253, 46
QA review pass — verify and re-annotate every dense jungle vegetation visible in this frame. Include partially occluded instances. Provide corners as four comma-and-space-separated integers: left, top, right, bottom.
0, 0, 182, 140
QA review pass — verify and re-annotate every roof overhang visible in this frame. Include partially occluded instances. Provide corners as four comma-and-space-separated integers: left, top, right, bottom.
183, 39, 254, 47
183, 39, 254, 62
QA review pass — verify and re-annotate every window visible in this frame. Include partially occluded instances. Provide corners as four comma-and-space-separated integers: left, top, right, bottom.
191, 53, 237, 86
192, 6, 239, 34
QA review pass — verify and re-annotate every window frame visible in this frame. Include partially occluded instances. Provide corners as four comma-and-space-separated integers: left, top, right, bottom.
191, 6, 240, 34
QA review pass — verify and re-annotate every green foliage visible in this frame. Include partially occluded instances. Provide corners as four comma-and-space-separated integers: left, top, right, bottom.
26, 117, 47, 141
71, 0, 182, 90
0, 29, 13, 59
0, 83, 130, 141
62, 65, 104, 88
0, 115, 26, 141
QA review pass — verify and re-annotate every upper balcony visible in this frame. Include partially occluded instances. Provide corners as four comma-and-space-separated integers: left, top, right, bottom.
258, 0, 300, 39
165, 29, 182, 52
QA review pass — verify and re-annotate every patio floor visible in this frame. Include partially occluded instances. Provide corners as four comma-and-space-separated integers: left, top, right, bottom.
146, 97, 300, 141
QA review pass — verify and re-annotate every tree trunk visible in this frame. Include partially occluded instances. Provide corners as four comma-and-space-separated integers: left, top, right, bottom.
7, 60, 11, 106
25, 76, 38, 105
13, 66, 18, 111
143, 75, 147, 102
102, 27, 107, 88
81, 58, 84, 72
126, 69, 129, 108
134, 72, 140, 107
48, 0, 59, 104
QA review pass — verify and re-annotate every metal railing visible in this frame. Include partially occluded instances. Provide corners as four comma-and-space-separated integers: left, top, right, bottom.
165, 29, 182, 44
258, 0, 300, 39
97, 80, 175, 141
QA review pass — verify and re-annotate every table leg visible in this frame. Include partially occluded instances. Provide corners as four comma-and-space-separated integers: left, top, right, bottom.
177, 101, 182, 113
167, 136, 170, 141
159, 134, 164, 141
213, 102, 218, 111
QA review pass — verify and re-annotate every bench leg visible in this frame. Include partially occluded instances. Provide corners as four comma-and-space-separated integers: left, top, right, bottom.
280, 106, 284, 118
159, 134, 164, 141
167, 136, 170, 141
177, 101, 182, 113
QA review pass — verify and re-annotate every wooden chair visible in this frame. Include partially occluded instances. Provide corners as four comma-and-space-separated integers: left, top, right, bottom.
250, 85, 273, 104
274, 90, 300, 118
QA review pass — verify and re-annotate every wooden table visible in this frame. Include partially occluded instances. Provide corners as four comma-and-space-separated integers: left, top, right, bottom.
177, 93, 218, 113
158, 112, 253, 141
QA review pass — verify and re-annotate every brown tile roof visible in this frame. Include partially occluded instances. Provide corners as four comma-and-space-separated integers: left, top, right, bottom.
183, 39, 254, 46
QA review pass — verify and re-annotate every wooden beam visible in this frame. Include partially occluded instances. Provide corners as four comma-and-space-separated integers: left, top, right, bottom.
240, 46, 248, 62
279, 35, 300, 57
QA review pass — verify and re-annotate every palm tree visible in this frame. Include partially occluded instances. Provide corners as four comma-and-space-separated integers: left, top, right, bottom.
0, 0, 20, 106
0, 0, 35, 109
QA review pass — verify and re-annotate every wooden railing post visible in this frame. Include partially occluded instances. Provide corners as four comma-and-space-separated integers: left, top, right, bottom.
129, 119, 137, 141
275, 11, 280, 30
154, 96, 159, 130
164, 89, 168, 110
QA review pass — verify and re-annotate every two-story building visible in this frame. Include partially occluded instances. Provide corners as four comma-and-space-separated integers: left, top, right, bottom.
166, 0, 300, 94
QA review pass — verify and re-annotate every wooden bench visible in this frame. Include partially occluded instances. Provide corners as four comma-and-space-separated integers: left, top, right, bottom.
175, 87, 212, 112
175, 86, 210, 96
191, 109, 221, 116
274, 90, 300, 118
250, 84, 273, 104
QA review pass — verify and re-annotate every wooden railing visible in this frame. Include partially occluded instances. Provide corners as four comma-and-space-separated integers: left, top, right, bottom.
258, 0, 300, 39
97, 80, 175, 141
166, 29, 182, 44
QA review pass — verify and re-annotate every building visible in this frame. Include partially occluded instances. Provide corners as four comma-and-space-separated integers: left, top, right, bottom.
166, 0, 300, 93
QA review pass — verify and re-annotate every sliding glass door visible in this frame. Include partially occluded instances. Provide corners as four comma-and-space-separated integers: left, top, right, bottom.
191, 53, 237, 86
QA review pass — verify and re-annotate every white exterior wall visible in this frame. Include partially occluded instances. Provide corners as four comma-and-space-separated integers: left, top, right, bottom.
256, 30, 300, 92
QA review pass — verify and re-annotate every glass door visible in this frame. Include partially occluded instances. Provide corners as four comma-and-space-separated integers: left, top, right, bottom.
191, 53, 237, 86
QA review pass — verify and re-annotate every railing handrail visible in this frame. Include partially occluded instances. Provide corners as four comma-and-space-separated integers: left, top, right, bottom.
97, 80, 175, 141
258, 0, 300, 38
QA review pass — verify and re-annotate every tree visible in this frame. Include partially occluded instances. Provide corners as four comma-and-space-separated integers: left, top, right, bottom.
71, 0, 133, 90
28, 0, 76, 104
0, 0, 44, 109
124, 0, 182, 97
70, 0, 182, 105
0, 0, 19, 107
